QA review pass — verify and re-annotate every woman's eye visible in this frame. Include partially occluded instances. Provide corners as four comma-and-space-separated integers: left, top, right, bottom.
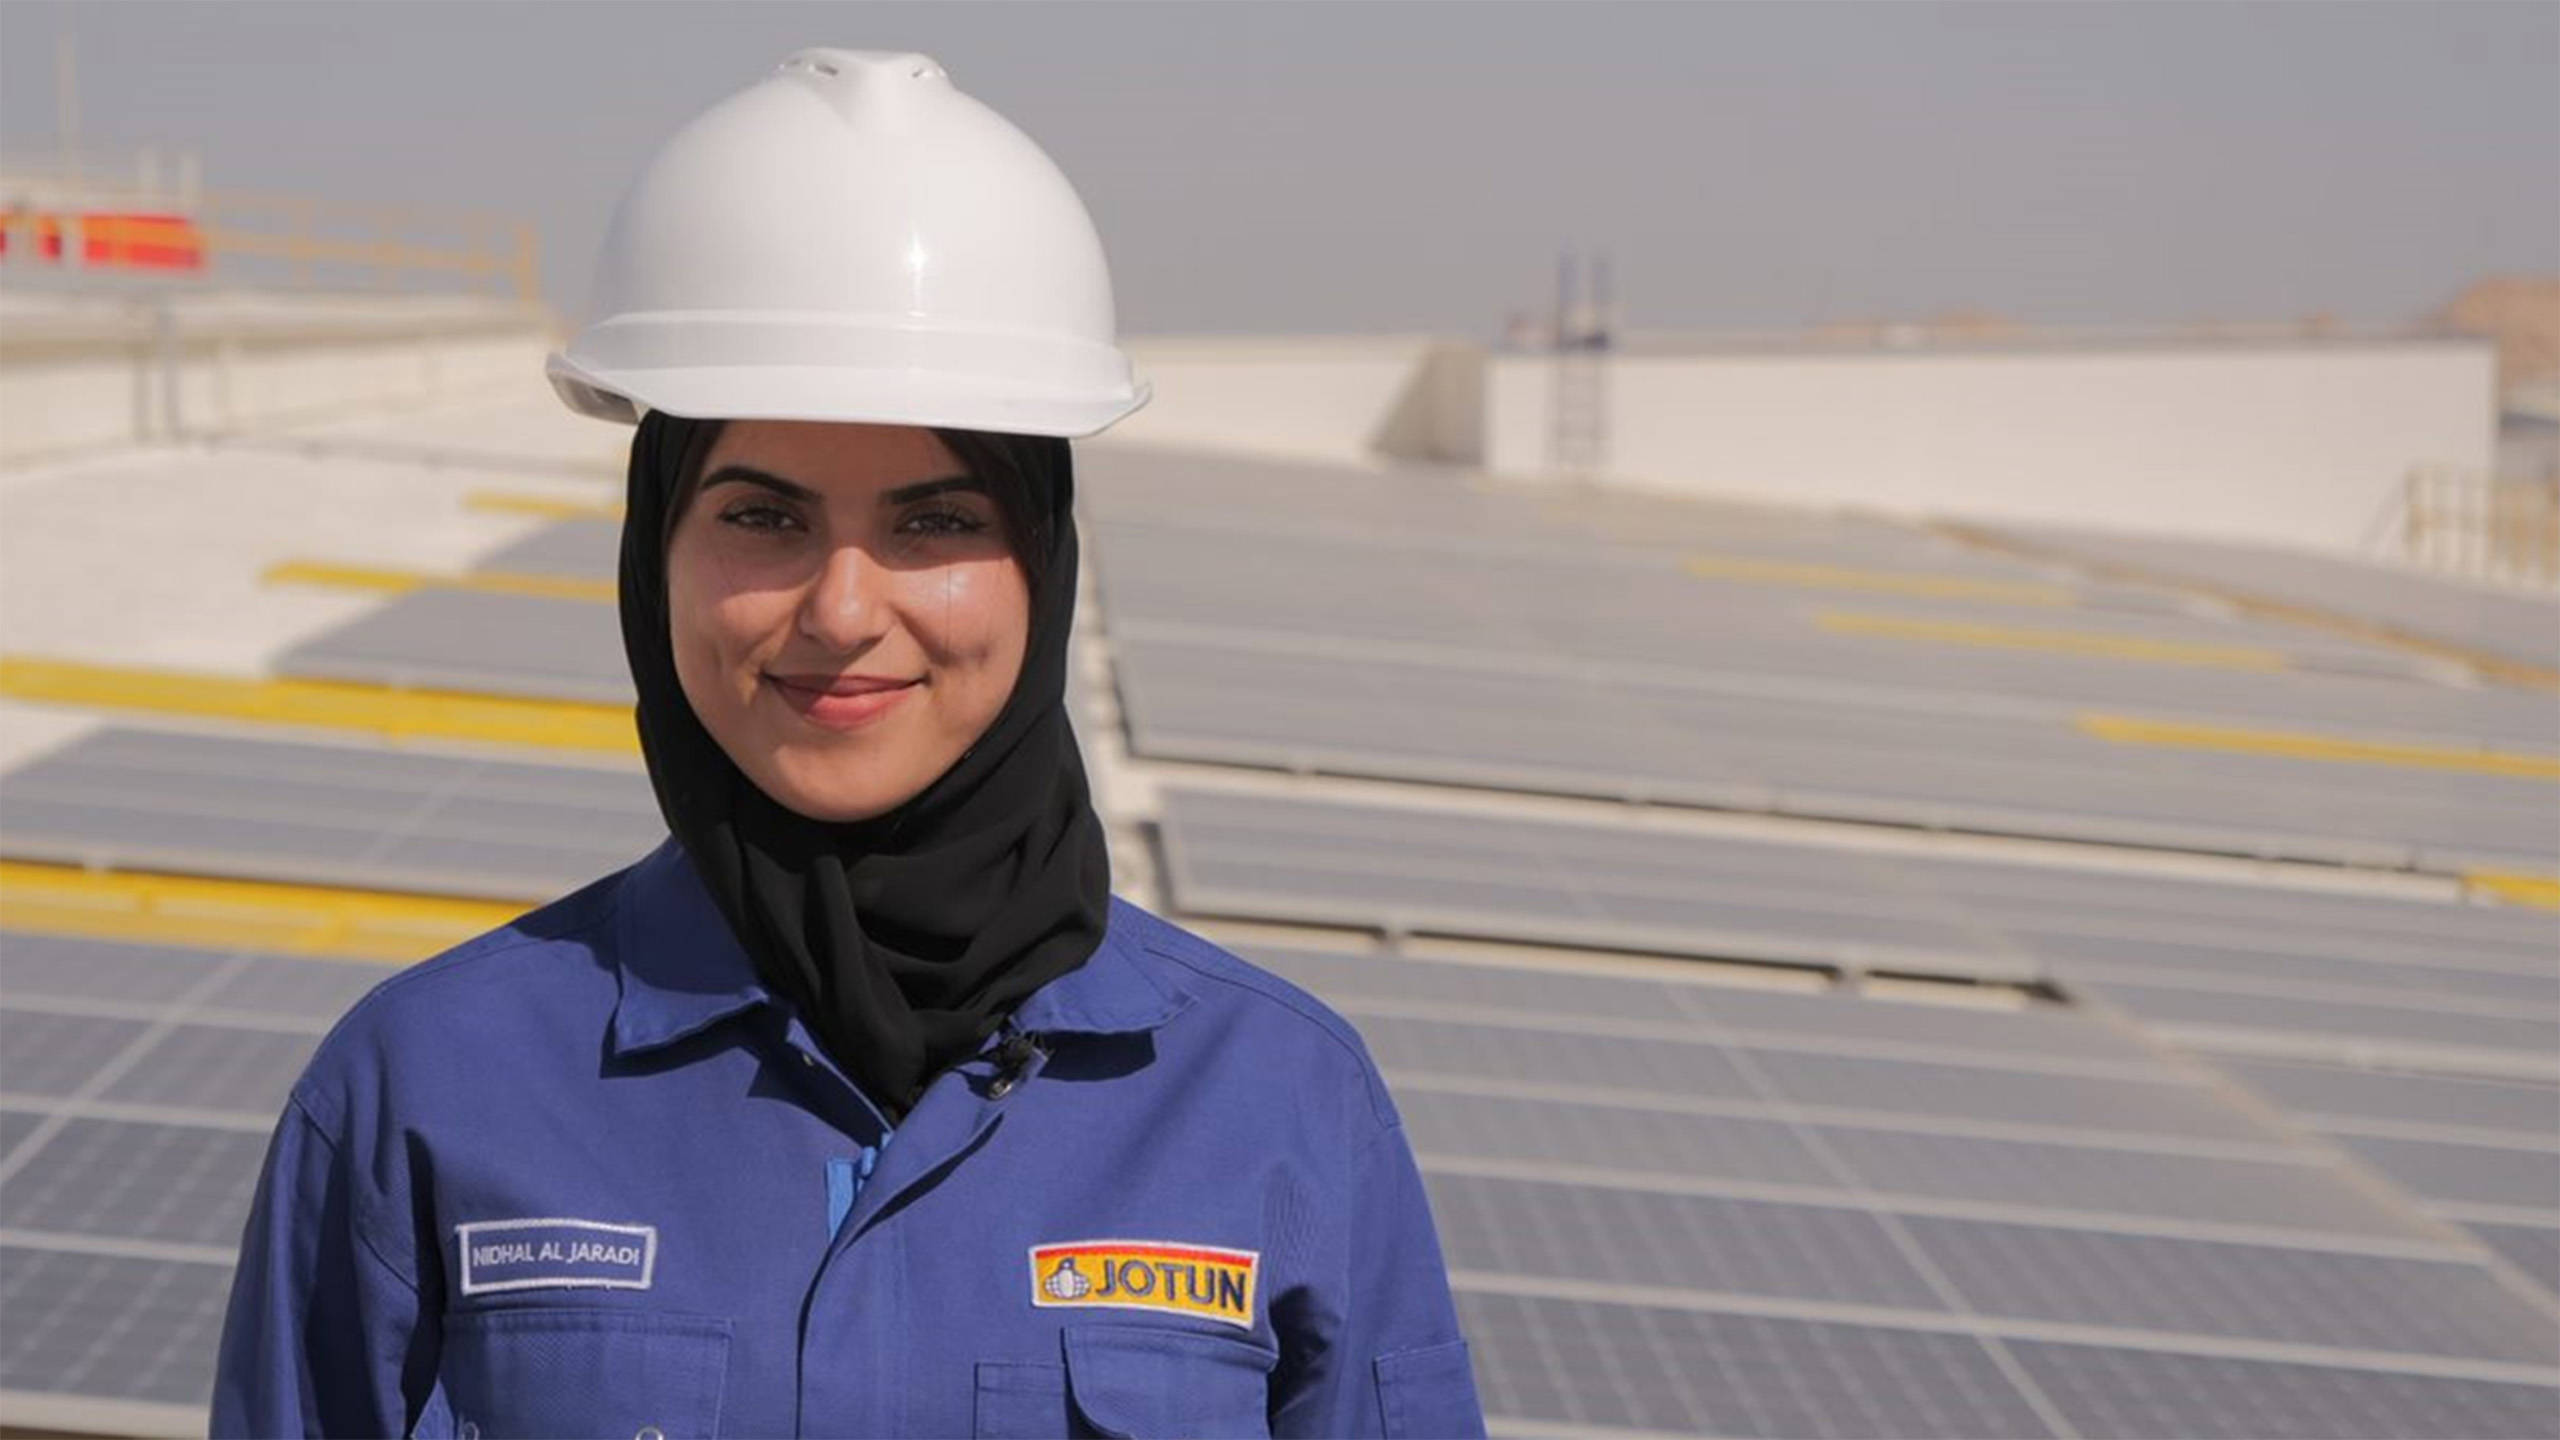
717, 503, 801, 533
901, 506, 989, 537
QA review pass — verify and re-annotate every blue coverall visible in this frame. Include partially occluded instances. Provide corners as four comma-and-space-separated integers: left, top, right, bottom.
211, 836, 1485, 1438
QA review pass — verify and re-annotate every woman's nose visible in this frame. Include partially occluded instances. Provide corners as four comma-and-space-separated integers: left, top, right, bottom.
797, 543, 892, 651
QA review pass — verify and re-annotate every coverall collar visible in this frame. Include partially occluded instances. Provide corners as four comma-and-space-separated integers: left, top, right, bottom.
609, 835, 1187, 1059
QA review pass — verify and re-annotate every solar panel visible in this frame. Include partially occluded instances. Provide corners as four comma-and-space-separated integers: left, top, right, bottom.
1399, 1087, 1836, 1189
2006, 1338, 2560, 1440
0, 928, 395, 1427
1898, 1215, 2557, 1363
475, 516, 620, 579
2017, 930, 2560, 1012
1090, 510, 2558, 748
99, 1023, 319, 1116
0, 1244, 231, 1408
198, 954, 396, 1024
2072, 977, 2560, 1072
1160, 787, 2559, 1084
2220, 1059, 2560, 1140
0, 726, 659, 901
1742, 1048, 2275, 1142
274, 587, 633, 702
1352, 1012, 1760, 1101
1452, 1288, 2060, 1438
1, 932, 234, 1004
1989, 524, 2560, 673
1814, 1127, 2426, 1242
0, 1107, 48, 1155
1163, 787, 2029, 980
1427, 1172, 1945, 1309
0, 1009, 155, 1098
1929, 861, 2559, 969
2331, 1135, 2560, 1216
1240, 941, 2156, 1064
2469, 1223, 2560, 1297
1119, 631, 2556, 871
1240, 943, 1713, 1025
3, 1116, 266, 1248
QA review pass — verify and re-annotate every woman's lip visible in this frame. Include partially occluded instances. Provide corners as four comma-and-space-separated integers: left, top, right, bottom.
768, 674, 918, 695
764, 674, 920, 729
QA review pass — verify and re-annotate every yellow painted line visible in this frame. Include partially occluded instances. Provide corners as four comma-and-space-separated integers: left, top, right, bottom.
0, 860, 522, 963
2078, 713, 2560, 780
1685, 555, 2074, 607
0, 657, 638, 755
2463, 871, 2560, 911
1814, 612, 2292, 671
465, 490, 624, 521
263, 559, 616, 604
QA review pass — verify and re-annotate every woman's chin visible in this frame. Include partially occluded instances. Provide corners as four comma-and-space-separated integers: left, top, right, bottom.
748, 752, 920, 824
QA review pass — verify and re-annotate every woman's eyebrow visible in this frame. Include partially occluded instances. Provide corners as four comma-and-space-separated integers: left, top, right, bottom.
698, 464, 818, 501
698, 465, 980, 506
882, 475, 984, 505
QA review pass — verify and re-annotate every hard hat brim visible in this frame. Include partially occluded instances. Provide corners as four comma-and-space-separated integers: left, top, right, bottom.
544, 350, 1150, 440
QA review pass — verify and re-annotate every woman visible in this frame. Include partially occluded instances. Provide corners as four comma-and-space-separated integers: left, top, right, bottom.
211, 48, 1482, 1440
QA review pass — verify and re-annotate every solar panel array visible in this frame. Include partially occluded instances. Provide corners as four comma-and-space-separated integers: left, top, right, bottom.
3, 432, 2555, 1436
1987, 523, 2560, 674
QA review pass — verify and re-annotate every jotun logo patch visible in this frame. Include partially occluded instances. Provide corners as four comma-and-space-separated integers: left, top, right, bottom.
1029, 1239, 1259, 1329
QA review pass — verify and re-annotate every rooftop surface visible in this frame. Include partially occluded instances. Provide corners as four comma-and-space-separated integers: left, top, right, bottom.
1, 388, 2554, 1436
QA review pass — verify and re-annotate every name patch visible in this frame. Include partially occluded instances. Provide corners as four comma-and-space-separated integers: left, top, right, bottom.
1029, 1239, 1259, 1329
456, 1218, 657, 1296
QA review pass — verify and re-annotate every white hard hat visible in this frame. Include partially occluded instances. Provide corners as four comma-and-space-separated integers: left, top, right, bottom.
546, 48, 1149, 437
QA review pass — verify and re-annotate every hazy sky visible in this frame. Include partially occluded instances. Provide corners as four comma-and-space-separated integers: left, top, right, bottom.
2, 1, 2552, 338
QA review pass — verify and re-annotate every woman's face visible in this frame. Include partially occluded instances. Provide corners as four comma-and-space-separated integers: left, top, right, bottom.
666, 419, 1030, 823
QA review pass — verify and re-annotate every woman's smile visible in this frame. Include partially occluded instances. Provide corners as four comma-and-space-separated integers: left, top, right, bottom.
763, 670, 924, 730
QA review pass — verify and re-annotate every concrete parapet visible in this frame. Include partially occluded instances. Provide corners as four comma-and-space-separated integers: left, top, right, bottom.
0, 288, 553, 466
1483, 336, 2498, 555
1110, 334, 1484, 466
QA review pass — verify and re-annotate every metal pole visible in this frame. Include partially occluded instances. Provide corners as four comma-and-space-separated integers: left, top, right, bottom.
156, 295, 183, 442
57, 31, 79, 184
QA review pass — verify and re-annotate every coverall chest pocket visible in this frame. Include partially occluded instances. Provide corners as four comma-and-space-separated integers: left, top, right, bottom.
974, 1324, 1277, 1438
431, 1307, 731, 1439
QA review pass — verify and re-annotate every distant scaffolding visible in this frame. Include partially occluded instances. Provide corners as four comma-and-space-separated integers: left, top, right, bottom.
1548, 251, 1613, 477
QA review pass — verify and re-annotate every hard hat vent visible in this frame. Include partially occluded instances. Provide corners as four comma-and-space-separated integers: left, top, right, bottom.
775, 49, 948, 85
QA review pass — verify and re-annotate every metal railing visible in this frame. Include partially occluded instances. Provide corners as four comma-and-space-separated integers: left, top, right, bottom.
1, 170, 537, 302
195, 191, 539, 300
2389, 465, 2560, 590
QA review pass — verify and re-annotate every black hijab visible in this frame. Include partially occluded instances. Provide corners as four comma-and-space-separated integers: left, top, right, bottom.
616, 409, 1111, 1123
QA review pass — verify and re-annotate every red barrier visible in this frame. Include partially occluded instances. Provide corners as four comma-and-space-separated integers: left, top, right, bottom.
1, 211, 205, 270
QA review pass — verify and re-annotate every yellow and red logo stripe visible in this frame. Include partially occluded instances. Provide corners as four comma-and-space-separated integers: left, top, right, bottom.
1029, 1239, 1259, 1329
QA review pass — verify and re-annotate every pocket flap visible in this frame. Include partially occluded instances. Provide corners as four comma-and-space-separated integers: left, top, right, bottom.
1375, 1337, 1483, 1439
440, 1307, 731, 1439
1062, 1324, 1277, 1439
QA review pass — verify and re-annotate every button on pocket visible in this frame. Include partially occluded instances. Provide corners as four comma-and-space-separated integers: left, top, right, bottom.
439, 1308, 730, 1439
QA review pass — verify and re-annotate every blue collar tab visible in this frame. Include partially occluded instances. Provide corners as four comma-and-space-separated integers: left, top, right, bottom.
610, 841, 1191, 1060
